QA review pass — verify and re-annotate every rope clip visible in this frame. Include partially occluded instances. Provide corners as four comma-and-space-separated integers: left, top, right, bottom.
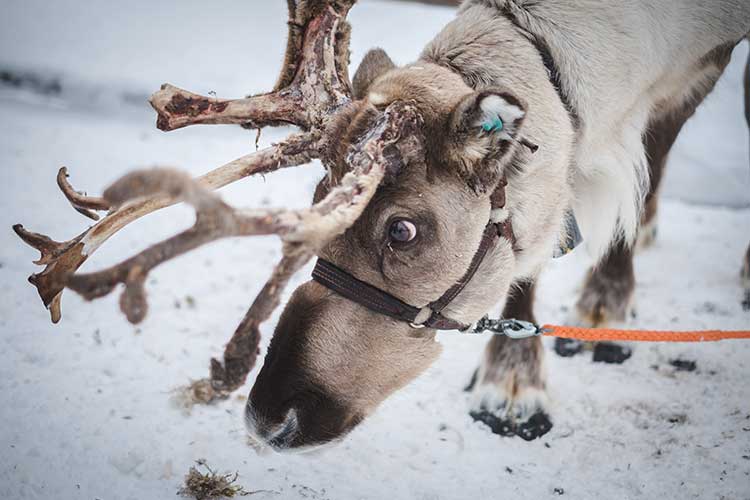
471, 316, 547, 339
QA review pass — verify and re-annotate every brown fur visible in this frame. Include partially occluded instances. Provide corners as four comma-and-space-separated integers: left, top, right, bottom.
479, 336, 544, 396
576, 240, 636, 326
477, 281, 544, 395
352, 49, 395, 99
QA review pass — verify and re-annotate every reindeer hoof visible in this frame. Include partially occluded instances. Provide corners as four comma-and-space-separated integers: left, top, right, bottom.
555, 337, 632, 364
554, 337, 584, 357
516, 411, 553, 441
568, 257, 636, 364
469, 410, 516, 437
469, 382, 552, 440
470, 407, 552, 440
592, 341, 632, 364
469, 335, 550, 440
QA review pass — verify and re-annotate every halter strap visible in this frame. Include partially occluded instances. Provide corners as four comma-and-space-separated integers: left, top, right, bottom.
312, 179, 516, 331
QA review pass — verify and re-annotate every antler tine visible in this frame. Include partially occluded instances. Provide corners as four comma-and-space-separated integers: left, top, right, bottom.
16, 132, 319, 323
13, 224, 86, 267
67, 168, 240, 323
150, 84, 308, 132
194, 248, 311, 403
57, 167, 110, 220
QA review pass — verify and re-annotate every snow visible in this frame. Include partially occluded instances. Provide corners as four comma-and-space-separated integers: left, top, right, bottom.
1, 1, 749, 499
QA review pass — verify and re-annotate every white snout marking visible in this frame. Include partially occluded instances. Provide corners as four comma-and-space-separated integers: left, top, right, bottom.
244, 404, 300, 450
244, 403, 264, 447
244, 403, 345, 455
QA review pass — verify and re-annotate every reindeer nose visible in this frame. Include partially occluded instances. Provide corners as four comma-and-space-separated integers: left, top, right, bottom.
244, 402, 299, 450
245, 381, 363, 451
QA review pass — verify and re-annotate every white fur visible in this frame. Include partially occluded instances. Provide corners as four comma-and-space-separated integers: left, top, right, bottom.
441, 0, 750, 260
470, 381, 550, 420
368, 92, 388, 106
474, 94, 525, 141
489, 207, 509, 223
245, 404, 299, 450
478, 94, 525, 124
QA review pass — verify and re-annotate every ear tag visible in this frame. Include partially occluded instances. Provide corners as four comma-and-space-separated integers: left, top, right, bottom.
482, 116, 504, 133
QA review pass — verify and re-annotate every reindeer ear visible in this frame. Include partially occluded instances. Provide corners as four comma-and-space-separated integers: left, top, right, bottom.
352, 48, 396, 100
444, 90, 527, 193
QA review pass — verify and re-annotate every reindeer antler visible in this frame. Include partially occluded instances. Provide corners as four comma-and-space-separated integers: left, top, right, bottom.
15, 0, 424, 403
150, 0, 354, 132
13, 132, 317, 325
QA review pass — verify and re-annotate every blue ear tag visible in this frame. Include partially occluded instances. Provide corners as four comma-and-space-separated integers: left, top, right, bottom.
482, 116, 504, 133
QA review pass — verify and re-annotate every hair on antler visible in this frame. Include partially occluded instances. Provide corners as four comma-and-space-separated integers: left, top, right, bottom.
14, 0, 424, 403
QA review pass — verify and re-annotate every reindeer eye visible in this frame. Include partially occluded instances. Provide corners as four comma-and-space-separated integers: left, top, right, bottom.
388, 219, 417, 243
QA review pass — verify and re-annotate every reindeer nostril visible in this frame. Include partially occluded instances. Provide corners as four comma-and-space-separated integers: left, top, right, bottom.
244, 402, 299, 450
268, 409, 299, 449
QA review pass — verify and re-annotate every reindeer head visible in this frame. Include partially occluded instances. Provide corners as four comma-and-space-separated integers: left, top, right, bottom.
15, 1, 557, 454
246, 50, 531, 450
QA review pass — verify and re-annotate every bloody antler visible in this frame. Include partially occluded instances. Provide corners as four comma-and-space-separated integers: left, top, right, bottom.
15, 0, 424, 403
150, 0, 354, 132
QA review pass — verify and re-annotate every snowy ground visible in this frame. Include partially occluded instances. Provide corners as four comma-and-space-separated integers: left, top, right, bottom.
1, 1, 749, 499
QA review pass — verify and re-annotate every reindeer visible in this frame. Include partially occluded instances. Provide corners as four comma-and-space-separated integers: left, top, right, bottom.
14, 0, 750, 451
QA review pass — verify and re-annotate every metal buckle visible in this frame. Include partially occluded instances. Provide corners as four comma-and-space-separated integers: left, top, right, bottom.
499, 319, 542, 339
409, 306, 434, 329
472, 316, 544, 339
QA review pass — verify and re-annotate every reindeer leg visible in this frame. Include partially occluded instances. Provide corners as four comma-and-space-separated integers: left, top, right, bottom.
567, 42, 736, 360
562, 239, 635, 363
468, 281, 552, 441
570, 90, 691, 338
560, 108, 674, 361
566, 105, 697, 363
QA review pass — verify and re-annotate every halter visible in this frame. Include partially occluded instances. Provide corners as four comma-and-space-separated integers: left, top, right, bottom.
312, 177, 516, 331
311, 5, 585, 331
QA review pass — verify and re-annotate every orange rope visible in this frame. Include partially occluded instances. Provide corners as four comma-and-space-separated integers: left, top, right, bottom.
541, 324, 750, 343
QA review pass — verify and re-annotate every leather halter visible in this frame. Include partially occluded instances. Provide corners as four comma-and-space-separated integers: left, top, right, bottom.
312, 178, 515, 331
313, 7, 581, 331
